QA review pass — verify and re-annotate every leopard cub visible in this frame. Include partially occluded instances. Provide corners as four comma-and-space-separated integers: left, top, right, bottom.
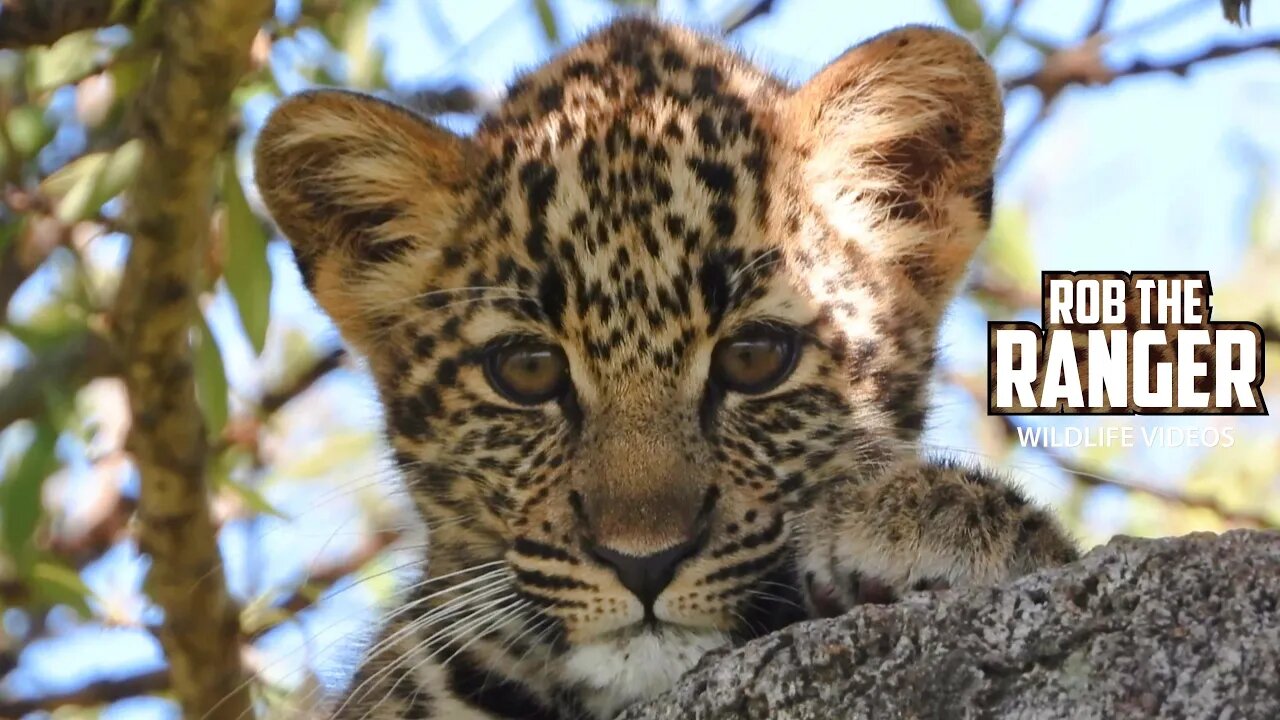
255, 17, 1076, 720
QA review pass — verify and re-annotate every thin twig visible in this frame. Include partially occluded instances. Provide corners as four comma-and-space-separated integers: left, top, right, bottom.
1108, 0, 1211, 41
1086, 0, 1117, 37
1221, 0, 1253, 26
218, 347, 349, 455
1005, 36, 1280, 94
0, 669, 169, 716
398, 0, 781, 117
1002, 414, 1278, 529
947, 374, 1279, 530
45, 457, 137, 569
720, 0, 776, 35
402, 83, 499, 116
996, 97, 1050, 176
260, 348, 347, 415
245, 529, 400, 640
0, 330, 118, 431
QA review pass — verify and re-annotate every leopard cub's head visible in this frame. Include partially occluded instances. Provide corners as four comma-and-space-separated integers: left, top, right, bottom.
255, 19, 999, 654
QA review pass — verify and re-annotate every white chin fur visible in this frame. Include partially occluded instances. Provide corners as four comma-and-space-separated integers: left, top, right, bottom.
560, 627, 730, 719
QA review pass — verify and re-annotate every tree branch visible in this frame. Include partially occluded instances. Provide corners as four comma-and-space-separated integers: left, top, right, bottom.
46, 461, 137, 569
0, 0, 141, 49
260, 347, 346, 415
1003, 414, 1279, 530
219, 346, 348, 456
109, 0, 269, 717
0, 329, 118, 431
719, 0, 776, 35
0, 221, 47, 319
0, 669, 169, 716
947, 374, 1279, 530
1005, 37, 1280, 98
0, 577, 26, 604
622, 532, 1280, 719
398, 0, 779, 117
245, 528, 400, 641
401, 83, 498, 116
1, 189, 80, 317
1085, 0, 1116, 38
2, 529, 395, 712
996, 97, 1050, 176
1222, 0, 1253, 27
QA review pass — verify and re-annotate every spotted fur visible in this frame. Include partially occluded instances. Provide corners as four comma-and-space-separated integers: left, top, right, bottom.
254, 18, 1077, 720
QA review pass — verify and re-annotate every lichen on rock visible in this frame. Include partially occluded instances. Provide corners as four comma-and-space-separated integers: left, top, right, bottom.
620, 530, 1280, 719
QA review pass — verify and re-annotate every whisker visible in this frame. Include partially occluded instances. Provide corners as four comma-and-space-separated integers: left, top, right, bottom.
343, 593, 521, 716
366, 286, 534, 315
338, 592, 516, 716
435, 600, 533, 671
219, 563, 509, 720
358, 574, 513, 664
743, 588, 806, 613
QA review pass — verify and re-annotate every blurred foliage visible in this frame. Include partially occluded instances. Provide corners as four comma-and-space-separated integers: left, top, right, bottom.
0, 0, 1276, 716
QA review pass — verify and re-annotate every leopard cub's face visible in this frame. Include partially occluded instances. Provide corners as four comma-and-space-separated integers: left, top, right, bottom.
255, 17, 1001, 698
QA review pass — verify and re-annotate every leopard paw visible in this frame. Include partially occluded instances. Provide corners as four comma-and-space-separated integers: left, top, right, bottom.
797, 457, 1077, 618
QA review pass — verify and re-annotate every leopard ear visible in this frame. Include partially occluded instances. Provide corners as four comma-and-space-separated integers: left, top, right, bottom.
785, 26, 1002, 309
253, 90, 475, 348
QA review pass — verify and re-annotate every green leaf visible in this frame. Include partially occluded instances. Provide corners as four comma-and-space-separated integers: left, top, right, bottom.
273, 431, 377, 480
1, 419, 58, 570
5, 105, 53, 157
40, 151, 108, 201
109, 0, 137, 22
533, 0, 560, 45
29, 31, 100, 91
31, 559, 94, 617
984, 205, 1038, 295
222, 477, 289, 520
110, 54, 155, 101
342, 0, 385, 89
95, 140, 143, 207
980, 27, 1010, 56
1248, 179, 1275, 249
221, 157, 273, 355
193, 313, 229, 440
239, 591, 293, 637
137, 0, 163, 23
943, 0, 985, 32
53, 169, 102, 224
39, 140, 143, 223
0, 214, 23, 257
0, 51, 21, 94
6, 306, 88, 354
353, 552, 398, 604
231, 79, 280, 109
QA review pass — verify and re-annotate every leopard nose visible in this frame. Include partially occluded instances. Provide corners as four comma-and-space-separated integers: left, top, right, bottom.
588, 536, 704, 609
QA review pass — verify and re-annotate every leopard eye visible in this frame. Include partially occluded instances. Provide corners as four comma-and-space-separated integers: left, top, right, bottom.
711, 324, 801, 395
484, 340, 570, 405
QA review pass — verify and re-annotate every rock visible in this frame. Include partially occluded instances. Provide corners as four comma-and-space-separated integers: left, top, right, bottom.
619, 530, 1280, 720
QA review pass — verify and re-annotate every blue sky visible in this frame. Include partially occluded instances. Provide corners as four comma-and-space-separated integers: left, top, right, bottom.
3, 0, 1279, 716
